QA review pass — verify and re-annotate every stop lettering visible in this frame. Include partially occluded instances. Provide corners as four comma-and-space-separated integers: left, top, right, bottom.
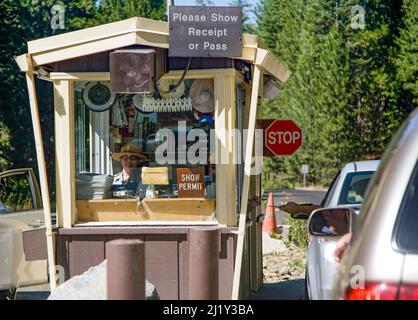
265, 120, 302, 156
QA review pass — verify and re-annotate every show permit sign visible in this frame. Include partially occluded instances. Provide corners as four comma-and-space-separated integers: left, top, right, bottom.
176, 167, 205, 198
169, 6, 242, 57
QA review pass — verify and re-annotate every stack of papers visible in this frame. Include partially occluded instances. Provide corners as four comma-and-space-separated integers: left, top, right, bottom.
76, 172, 113, 200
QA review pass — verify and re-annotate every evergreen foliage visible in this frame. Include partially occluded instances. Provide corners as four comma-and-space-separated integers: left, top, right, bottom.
0, 0, 166, 203
258, 0, 417, 187
395, 0, 418, 105
228, 0, 256, 33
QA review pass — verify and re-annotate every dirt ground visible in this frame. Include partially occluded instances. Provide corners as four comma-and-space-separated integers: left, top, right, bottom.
263, 242, 307, 283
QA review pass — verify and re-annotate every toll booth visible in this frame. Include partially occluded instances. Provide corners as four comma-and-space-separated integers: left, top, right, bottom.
15, 15, 290, 299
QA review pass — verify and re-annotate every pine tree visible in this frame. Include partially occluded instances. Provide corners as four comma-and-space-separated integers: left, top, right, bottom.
0, 0, 167, 179
395, 0, 418, 106
96, 0, 166, 24
257, 0, 410, 188
258, 0, 305, 187
228, 0, 255, 34
65, 0, 99, 29
195, 0, 215, 6
257, 0, 304, 66
0, 121, 11, 170
259, 0, 348, 186
337, 0, 404, 161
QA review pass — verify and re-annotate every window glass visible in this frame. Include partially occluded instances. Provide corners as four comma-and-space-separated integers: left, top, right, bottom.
338, 171, 374, 205
0, 173, 34, 213
74, 79, 216, 201
321, 171, 340, 207
394, 162, 418, 252
75, 86, 90, 173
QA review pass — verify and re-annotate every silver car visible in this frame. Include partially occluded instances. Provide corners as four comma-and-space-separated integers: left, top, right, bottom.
333, 107, 418, 300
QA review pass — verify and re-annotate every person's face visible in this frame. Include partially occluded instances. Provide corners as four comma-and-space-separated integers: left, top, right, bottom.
121, 155, 140, 170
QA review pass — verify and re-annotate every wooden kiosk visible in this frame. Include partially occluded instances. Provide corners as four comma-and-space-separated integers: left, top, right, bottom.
15, 16, 290, 299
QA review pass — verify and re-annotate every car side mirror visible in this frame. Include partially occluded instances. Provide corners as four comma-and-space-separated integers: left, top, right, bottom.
308, 207, 353, 237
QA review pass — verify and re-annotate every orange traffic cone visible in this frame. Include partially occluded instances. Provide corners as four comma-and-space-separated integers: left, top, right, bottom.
262, 192, 277, 233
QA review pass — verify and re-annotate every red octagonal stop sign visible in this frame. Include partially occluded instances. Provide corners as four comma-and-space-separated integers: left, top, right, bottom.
265, 120, 302, 156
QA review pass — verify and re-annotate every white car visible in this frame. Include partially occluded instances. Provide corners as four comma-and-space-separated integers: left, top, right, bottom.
0, 168, 48, 299
304, 160, 380, 300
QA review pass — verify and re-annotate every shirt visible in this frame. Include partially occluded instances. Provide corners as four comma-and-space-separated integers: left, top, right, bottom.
112, 170, 147, 195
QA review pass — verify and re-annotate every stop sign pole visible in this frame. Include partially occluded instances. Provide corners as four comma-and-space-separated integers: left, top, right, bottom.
265, 120, 302, 156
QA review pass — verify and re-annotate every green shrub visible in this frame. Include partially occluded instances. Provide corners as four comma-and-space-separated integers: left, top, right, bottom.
288, 219, 308, 248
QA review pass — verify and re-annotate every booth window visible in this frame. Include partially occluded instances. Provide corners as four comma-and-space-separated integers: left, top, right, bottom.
74, 79, 216, 208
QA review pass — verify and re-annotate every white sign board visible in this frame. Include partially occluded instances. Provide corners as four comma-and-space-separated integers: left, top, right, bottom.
301, 164, 309, 174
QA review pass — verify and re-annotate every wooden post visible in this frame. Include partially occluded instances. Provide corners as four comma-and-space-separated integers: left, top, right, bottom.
25, 55, 58, 290
107, 239, 145, 300
54, 80, 76, 228
214, 75, 232, 226
232, 66, 262, 300
189, 228, 220, 300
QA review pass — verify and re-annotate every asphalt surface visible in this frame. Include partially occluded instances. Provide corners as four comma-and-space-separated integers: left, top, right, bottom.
252, 279, 305, 300
262, 188, 326, 205
14, 283, 50, 300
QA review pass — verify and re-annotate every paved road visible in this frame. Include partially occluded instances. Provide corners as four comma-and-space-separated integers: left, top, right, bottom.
255, 188, 326, 300
262, 188, 326, 205
14, 283, 50, 300
252, 279, 305, 300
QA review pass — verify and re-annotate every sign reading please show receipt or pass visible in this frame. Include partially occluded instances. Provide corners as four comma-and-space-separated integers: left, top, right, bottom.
169, 6, 242, 58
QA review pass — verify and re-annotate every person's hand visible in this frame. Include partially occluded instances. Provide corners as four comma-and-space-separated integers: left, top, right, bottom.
328, 226, 337, 234
248, 196, 261, 211
321, 225, 338, 236
334, 232, 352, 263
279, 202, 320, 215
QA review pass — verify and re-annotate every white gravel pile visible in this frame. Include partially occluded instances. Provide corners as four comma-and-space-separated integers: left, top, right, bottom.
262, 232, 288, 255
48, 260, 159, 300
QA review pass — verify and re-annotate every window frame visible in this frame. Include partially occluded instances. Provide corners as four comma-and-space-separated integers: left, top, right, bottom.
337, 171, 375, 205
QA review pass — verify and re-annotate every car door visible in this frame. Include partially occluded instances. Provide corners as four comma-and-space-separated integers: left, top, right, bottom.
307, 171, 341, 299
307, 235, 339, 299
0, 168, 48, 290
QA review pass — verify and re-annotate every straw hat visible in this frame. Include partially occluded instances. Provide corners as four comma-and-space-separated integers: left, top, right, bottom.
189, 79, 214, 114
112, 144, 147, 161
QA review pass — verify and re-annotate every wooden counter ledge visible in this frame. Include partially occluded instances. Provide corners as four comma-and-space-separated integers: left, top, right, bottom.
76, 198, 215, 222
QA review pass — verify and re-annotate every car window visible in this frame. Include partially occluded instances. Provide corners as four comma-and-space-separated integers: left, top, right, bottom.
321, 171, 341, 207
0, 173, 34, 213
393, 162, 418, 253
338, 171, 374, 205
